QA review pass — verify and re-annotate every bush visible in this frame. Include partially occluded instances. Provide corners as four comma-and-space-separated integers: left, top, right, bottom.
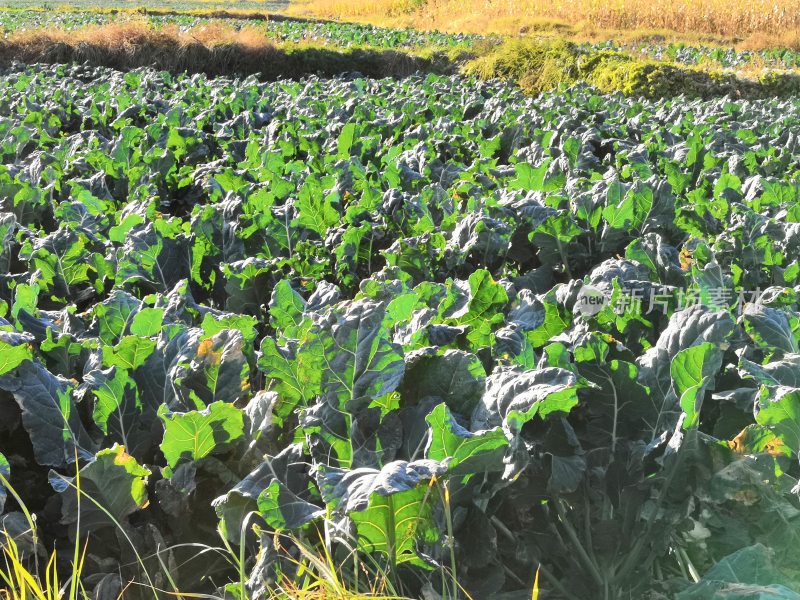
463, 38, 580, 95
464, 37, 800, 99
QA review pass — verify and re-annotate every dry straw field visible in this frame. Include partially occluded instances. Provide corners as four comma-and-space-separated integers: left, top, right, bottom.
289, 0, 800, 46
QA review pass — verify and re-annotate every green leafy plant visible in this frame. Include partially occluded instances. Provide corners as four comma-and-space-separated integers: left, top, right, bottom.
0, 58, 798, 600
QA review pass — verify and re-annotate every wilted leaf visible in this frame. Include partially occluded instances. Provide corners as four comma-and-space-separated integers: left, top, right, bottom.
50, 444, 150, 531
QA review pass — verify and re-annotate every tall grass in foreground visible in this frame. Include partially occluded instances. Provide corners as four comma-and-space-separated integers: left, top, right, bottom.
0, 456, 88, 600
0, 467, 442, 600
288, 0, 800, 45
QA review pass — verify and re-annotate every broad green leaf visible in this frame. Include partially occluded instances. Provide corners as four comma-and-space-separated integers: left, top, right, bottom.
84, 365, 159, 459
572, 333, 610, 363
103, 336, 156, 371
713, 172, 742, 207
337, 123, 357, 158
213, 444, 314, 542
258, 337, 320, 418
319, 461, 444, 568
603, 183, 653, 232
505, 375, 584, 433
129, 308, 165, 337
349, 486, 437, 568
672, 342, 723, 428
172, 330, 251, 409
90, 367, 140, 435
576, 359, 654, 448
317, 300, 405, 413
93, 290, 142, 346
294, 178, 340, 236
510, 160, 562, 192
269, 279, 306, 336
525, 289, 572, 348
449, 270, 508, 347
11, 283, 39, 323
50, 444, 150, 531
336, 224, 373, 288
761, 179, 799, 208
201, 312, 259, 345
756, 387, 800, 456
743, 304, 799, 354
677, 544, 799, 600
116, 223, 191, 292
0, 360, 94, 468
158, 401, 245, 470
562, 136, 581, 169
257, 480, 324, 530
0, 335, 32, 375
40, 329, 83, 378
425, 403, 507, 475
21, 228, 96, 296
401, 349, 485, 416
638, 306, 735, 418
511, 161, 548, 191
474, 367, 586, 434
540, 342, 572, 369
529, 212, 583, 268
385, 292, 421, 326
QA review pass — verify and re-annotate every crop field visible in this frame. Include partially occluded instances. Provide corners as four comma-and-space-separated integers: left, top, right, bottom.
289, 0, 800, 42
2, 0, 286, 11
6, 10, 800, 73
1, 3, 800, 600
0, 11, 482, 50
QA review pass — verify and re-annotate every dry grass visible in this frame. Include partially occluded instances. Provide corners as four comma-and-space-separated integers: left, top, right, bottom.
0, 20, 457, 78
287, 0, 800, 48
0, 21, 281, 75
740, 28, 800, 51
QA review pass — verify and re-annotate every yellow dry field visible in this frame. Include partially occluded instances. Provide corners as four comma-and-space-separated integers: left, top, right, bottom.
287, 0, 800, 48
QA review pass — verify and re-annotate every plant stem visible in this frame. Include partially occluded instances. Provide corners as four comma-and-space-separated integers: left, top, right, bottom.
678, 547, 700, 583
612, 437, 685, 586
442, 481, 458, 599
536, 564, 584, 600
555, 499, 604, 590
555, 236, 574, 279
490, 516, 583, 600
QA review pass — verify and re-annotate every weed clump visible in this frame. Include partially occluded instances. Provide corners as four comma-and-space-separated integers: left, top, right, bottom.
463, 38, 579, 95
463, 38, 800, 99
580, 51, 730, 98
